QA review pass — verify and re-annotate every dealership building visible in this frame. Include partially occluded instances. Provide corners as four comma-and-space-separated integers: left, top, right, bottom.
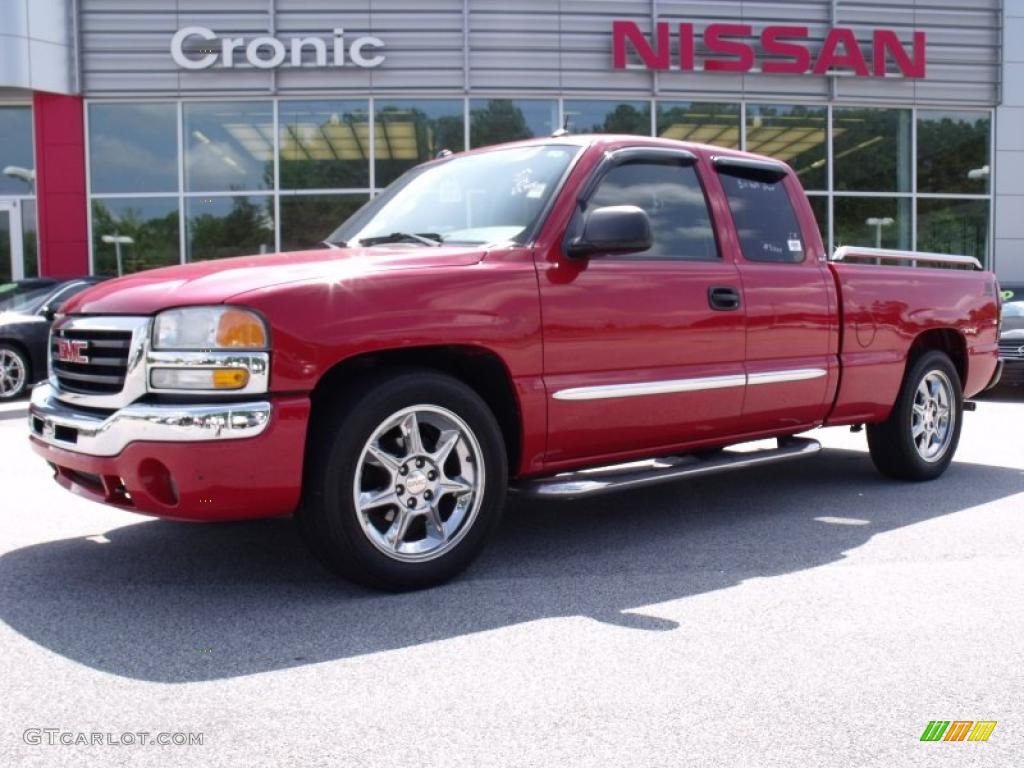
1, 0, 1021, 282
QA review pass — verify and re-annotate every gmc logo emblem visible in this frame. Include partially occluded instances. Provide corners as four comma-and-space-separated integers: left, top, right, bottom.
56, 339, 89, 364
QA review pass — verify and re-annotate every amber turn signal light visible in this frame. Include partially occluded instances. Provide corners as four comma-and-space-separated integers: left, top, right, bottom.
212, 368, 250, 390
216, 309, 268, 348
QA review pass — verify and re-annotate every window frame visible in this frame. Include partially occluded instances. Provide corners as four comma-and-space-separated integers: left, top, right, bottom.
565, 147, 724, 263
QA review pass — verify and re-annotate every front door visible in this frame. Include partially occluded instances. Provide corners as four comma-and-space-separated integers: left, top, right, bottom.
0, 199, 25, 282
537, 149, 746, 467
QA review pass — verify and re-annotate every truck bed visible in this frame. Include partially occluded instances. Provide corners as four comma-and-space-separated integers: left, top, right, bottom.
825, 248, 1000, 426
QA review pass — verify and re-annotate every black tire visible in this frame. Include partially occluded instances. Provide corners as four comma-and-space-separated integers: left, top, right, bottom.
0, 343, 30, 400
298, 369, 508, 590
866, 350, 963, 481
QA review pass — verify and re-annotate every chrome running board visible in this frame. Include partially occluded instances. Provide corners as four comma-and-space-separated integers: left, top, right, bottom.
513, 436, 821, 499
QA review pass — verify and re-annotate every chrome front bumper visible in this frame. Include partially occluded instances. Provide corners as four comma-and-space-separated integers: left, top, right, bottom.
29, 383, 272, 457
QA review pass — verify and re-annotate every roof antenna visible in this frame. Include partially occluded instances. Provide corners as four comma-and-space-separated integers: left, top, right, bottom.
551, 113, 571, 138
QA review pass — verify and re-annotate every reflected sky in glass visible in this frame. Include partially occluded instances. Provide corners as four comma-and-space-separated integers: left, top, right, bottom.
185, 102, 274, 193
89, 103, 178, 194
0, 107, 35, 196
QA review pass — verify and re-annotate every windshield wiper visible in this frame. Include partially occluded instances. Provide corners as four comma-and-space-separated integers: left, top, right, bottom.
358, 232, 443, 247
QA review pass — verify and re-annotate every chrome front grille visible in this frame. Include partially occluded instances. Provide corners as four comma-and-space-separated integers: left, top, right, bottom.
998, 341, 1024, 359
51, 327, 132, 394
49, 316, 152, 410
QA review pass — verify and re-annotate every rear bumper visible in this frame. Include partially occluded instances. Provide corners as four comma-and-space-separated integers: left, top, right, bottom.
28, 386, 310, 521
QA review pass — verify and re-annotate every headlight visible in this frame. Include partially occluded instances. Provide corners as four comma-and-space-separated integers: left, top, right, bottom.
152, 307, 268, 350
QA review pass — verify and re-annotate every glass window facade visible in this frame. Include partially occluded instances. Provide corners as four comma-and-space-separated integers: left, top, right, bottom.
833, 107, 912, 193
20, 199, 38, 278
185, 101, 274, 193
834, 197, 912, 250
92, 197, 180, 276
0, 209, 11, 283
746, 104, 826, 191
565, 100, 650, 135
470, 99, 558, 148
0, 105, 39, 276
82, 98, 995, 274
89, 103, 178, 194
280, 194, 367, 252
186, 196, 274, 262
374, 100, 464, 186
278, 100, 370, 190
917, 198, 989, 260
658, 102, 740, 149
917, 111, 991, 194
0, 107, 36, 196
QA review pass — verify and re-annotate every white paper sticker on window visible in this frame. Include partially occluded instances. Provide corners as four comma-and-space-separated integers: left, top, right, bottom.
788, 238, 803, 252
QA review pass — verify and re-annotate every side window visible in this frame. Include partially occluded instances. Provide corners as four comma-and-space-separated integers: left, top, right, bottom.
587, 160, 719, 261
718, 169, 805, 263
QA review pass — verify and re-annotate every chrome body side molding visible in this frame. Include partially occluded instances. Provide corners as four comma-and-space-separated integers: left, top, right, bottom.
552, 368, 826, 401
747, 368, 826, 386
552, 374, 746, 401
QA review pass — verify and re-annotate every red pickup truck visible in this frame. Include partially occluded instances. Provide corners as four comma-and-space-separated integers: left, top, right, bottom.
28, 136, 1002, 589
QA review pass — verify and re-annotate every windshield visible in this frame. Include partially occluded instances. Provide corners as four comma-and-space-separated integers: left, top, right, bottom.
0, 282, 57, 313
328, 144, 580, 247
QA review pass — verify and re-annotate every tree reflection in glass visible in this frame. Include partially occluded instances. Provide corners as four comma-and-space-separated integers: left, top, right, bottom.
187, 196, 274, 262
91, 199, 180, 275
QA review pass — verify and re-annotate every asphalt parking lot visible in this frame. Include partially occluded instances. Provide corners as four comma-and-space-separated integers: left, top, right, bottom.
1, 390, 1022, 767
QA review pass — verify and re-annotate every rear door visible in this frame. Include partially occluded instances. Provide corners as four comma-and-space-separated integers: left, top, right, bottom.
712, 157, 838, 433
537, 147, 746, 466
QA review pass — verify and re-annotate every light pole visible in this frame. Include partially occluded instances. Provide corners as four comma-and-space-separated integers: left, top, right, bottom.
967, 165, 990, 181
865, 217, 894, 248
101, 234, 134, 276
2, 165, 35, 191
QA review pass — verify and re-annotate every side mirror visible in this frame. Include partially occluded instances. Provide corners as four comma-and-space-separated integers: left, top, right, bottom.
566, 205, 652, 258
40, 306, 56, 322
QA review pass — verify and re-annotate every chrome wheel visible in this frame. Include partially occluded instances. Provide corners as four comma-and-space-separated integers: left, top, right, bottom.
910, 370, 955, 462
353, 404, 485, 563
0, 348, 27, 399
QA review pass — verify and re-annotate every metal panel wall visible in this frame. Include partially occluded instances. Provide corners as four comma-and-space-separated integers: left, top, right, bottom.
1, 0, 77, 94
995, 0, 1024, 282
78, 0, 1002, 106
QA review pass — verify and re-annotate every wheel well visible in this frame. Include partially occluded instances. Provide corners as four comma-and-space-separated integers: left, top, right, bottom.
309, 346, 522, 473
907, 329, 967, 386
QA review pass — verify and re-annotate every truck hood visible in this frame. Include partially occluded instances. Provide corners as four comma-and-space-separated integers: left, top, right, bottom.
64, 245, 486, 315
